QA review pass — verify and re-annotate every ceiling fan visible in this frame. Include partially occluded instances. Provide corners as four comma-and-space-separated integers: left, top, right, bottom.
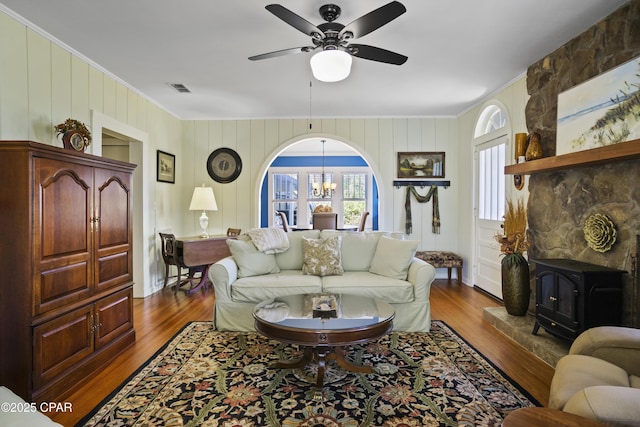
248, 2, 408, 68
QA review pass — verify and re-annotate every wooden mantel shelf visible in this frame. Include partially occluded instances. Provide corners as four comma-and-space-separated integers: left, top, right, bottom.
505, 139, 640, 175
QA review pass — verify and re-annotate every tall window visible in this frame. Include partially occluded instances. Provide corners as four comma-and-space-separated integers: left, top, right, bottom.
476, 104, 507, 221
342, 173, 366, 226
269, 168, 370, 229
478, 143, 506, 221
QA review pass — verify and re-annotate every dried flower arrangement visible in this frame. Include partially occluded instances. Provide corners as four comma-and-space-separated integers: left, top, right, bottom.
495, 199, 529, 257
54, 118, 92, 145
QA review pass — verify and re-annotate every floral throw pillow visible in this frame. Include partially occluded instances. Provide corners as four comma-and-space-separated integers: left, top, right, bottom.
301, 236, 343, 277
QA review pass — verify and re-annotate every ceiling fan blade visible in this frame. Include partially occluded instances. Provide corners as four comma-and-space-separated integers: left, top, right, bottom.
349, 44, 408, 65
339, 1, 406, 39
248, 47, 313, 61
265, 4, 324, 37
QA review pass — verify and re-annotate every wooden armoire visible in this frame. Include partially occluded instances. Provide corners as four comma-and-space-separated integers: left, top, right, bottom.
0, 140, 136, 402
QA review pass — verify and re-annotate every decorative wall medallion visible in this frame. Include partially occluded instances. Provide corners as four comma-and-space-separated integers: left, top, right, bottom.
583, 213, 617, 252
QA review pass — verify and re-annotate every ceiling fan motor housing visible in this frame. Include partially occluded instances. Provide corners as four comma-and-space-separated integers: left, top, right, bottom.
319, 4, 341, 22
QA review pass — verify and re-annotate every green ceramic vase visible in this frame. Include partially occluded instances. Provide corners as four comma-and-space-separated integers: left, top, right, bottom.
501, 254, 530, 316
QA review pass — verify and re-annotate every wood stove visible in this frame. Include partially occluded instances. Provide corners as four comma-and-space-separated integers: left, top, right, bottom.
532, 258, 625, 341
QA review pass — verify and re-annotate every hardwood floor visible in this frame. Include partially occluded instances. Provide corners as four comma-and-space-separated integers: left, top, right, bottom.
49, 280, 553, 426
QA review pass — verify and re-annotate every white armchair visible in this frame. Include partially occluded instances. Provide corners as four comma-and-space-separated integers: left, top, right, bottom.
549, 326, 640, 426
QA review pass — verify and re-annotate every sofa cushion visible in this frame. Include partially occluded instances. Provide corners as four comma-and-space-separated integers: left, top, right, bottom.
339, 232, 385, 271
227, 239, 280, 278
275, 230, 320, 270
302, 236, 344, 277
322, 271, 414, 303
230, 270, 322, 303
369, 236, 419, 280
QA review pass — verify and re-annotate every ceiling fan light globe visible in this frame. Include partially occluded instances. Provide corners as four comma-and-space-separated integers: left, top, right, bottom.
310, 50, 352, 82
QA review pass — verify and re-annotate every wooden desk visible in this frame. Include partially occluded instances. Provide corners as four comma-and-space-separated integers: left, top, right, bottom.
175, 235, 232, 293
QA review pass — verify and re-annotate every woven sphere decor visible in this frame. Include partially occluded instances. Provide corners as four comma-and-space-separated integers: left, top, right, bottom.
583, 213, 617, 253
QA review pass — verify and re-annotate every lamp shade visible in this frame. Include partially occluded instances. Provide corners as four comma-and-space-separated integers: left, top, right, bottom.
310, 50, 352, 82
189, 186, 218, 211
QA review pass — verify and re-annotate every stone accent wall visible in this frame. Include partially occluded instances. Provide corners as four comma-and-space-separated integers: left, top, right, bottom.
525, 0, 640, 326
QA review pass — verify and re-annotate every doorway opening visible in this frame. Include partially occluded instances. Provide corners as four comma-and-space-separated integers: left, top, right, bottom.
260, 137, 378, 231
92, 111, 151, 298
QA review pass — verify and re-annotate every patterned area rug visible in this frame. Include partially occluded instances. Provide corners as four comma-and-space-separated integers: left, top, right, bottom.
77, 321, 538, 426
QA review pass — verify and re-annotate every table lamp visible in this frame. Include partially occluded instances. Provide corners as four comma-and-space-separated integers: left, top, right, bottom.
189, 185, 218, 238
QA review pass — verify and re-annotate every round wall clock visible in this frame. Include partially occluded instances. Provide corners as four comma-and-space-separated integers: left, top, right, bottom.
207, 148, 242, 183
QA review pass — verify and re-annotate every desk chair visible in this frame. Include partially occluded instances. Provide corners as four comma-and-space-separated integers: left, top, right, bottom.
312, 212, 338, 230
227, 228, 241, 237
358, 211, 370, 231
159, 232, 204, 294
277, 211, 290, 232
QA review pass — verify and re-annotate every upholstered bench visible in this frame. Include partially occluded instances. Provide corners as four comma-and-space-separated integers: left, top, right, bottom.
415, 251, 463, 282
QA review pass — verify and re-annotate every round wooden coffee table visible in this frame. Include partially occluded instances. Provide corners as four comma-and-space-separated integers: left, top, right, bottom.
502, 407, 607, 427
253, 293, 394, 394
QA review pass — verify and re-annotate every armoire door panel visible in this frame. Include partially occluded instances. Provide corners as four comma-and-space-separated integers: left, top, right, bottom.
32, 305, 94, 389
97, 181, 129, 246
94, 288, 133, 350
96, 251, 131, 292
94, 168, 132, 291
36, 261, 91, 314
94, 169, 131, 248
35, 158, 92, 258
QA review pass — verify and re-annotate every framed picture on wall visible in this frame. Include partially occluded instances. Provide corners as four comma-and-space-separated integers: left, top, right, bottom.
397, 152, 445, 179
157, 150, 175, 183
556, 55, 640, 155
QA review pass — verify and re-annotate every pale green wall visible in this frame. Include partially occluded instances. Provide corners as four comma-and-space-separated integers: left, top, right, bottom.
0, 8, 531, 292
0, 10, 183, 297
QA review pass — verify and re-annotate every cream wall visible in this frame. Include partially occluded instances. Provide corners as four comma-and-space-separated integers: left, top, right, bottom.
180, 118, 461, 256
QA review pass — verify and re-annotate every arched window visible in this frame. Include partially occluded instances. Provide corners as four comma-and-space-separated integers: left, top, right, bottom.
474, 105, 506, 138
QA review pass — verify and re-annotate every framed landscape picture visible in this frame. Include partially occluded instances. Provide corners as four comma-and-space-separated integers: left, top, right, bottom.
397, 152, 445, 179
556, 55, 640, 155
156, 150, 175, 183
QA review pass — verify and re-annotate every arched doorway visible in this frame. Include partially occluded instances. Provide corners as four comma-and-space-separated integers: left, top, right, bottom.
258, 136, 379, 231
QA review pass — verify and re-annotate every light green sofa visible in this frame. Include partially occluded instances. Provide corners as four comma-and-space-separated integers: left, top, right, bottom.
209, 230, 436, 332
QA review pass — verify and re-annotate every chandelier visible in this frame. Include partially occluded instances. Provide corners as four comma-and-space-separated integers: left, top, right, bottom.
311, 140, 337, 198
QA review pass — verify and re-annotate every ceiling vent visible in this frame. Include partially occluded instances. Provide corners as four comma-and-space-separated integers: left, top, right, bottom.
168, 83, 191, 93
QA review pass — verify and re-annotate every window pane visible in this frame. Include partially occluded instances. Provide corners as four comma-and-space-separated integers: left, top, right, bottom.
342, 173, 366, 199
478, 143, 505, 221
274, 202, 297, 227
344, 201, 365, 226
273, 173, 298, 200
342, 173, 366, 226
474, 105, 506, 137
